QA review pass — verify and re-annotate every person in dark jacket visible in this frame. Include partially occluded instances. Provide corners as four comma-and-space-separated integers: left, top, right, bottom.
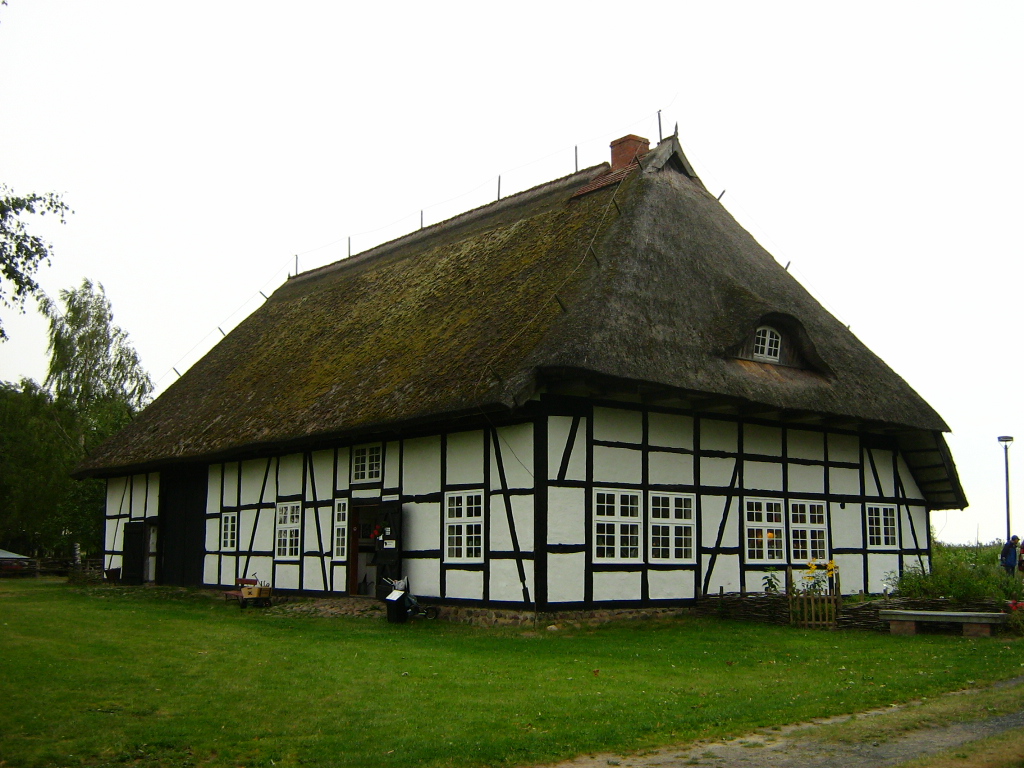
1001, 535, 1020, 577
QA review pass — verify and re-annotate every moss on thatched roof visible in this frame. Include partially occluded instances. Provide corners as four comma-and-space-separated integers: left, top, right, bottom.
76, 136, 963, 507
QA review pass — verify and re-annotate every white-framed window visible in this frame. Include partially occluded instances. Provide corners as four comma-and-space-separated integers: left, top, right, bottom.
275, 502, 301, 559
867, 505, 897, 547
790, 501, 827, 561
221, 512, 237, 551
333, 499, 348, 560
745, 498, 785, 563
351, 444, 382, 482
594, 489, 642, 562
445, 491, 483, 563
752, 326, 781, 362
649, 493, 695, 562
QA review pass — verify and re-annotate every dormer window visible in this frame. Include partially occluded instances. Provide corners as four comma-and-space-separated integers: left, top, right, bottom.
752, 326, 781, 362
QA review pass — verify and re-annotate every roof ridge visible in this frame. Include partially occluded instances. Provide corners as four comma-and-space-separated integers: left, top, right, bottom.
287, 163, 609, 288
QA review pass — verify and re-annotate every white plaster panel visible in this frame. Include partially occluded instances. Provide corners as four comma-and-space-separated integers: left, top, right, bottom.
128, 474, 146, 518
830, 502, 862, 549
700, 456, 735, 488
700, 419, 737, 452
207, 465, 223, 514
403, 502, 440, 551
867, 449, 895, 497
106, 476, 129, 517
829, 467, 861, 496
105, 516, 124, 553
489, 496, 534, 552
445, 569, 483, 600
866, 553, 899, 594
704, 554, 740, 594
744, 424, 782, 456
833, 554, 863, 594
384, 441, 400, 489
275, 563, 300, 590
901, 506, 928, 548
309, 450, 334, 501
788, 463, 825, 494
593, 445, 641, 483
328, 563, 347, 593
648, 412, 693, 450
250, 508, 275, 552
547, 487, 585, 545
447, 430, 485, 486
593, 571, 642, 601
404, 559, 440, 597
897, 455, 925, 500
351, 488, 380, 500
245, 555, 273, 582
302, 558, 326, 591
492, 424, 534, 490
335, 447, 350, 492
203, 554, 219, 585
648, 569, 694, 600
488, 560, 533, 603
649, 451, 694, 486
146, 473, 160, 517
547, 416, 587, 481
788, 430, 824, 461
220, 556, 236, 585
240, 460, 266, 505
303, 506, 331, 556
743, 461, 783, 492
547, 553, 585, 603
828, 433, 859, 463
403, 436, 441, 495
205, 518, 220, 550
593, 406, 642, 443
278, 453, 303, 497
700, 496, 738, 548
105, 553, 123, 571
221, 463, 239, 508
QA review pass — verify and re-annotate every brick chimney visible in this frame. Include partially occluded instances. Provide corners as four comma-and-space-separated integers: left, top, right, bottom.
610, 134, 650, 170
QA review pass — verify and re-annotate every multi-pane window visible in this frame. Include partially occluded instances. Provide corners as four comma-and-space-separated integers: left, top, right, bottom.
752, 326, 781, 362
221, 512, 237, 551
790, 502, 827, 561
275, 502, 301, 559
594, 490, 642, 562
445, 491, 483, 562
649, 493, 695, 562
867, 505, 897, 547
333, 499, 348, 560
745, 498, 785, 562
351, 444, 382, 482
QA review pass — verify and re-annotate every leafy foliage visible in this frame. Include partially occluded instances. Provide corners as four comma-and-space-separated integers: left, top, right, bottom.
0, 281, 151, 557
0, 184, 70, 341
887, 539, 1023, 602
40, 278, 152, 435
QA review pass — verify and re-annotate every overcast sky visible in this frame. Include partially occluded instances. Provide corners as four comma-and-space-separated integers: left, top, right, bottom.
1, 2, 1021, 545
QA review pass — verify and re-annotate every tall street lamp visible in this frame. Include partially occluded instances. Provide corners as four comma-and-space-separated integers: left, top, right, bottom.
998, 436, 1013, 541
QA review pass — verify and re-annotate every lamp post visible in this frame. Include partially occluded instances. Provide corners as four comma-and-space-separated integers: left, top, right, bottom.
998, 436, 1013, 541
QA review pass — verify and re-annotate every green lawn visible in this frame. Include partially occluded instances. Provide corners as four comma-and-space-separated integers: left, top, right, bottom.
1, 579, 1021, 768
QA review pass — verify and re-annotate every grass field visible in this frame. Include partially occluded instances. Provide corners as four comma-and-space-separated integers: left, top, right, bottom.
1, 579, 1022, 768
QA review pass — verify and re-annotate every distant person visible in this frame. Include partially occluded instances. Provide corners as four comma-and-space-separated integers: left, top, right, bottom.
1001, 535, 1020, 577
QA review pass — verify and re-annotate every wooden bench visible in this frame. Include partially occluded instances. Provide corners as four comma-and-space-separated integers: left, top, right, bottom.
223, 578, 272, 608
879, 609, 1009, 637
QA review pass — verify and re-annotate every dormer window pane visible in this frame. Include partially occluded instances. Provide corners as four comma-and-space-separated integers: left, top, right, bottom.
753, 327, 781, 362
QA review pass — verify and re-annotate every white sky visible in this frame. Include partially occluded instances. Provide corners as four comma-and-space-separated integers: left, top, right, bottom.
1, 2, 1021, 545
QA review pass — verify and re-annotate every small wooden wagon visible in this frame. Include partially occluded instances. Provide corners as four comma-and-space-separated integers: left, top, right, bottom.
224, 577, 273, 608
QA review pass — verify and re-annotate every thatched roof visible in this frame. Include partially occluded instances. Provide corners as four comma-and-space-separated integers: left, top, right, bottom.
75, 136, 965, 509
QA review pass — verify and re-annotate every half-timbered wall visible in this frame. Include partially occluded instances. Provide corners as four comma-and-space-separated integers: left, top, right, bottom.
540, 397, 929, 606
101, 398, 930, 605
103, 472, 160, 577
